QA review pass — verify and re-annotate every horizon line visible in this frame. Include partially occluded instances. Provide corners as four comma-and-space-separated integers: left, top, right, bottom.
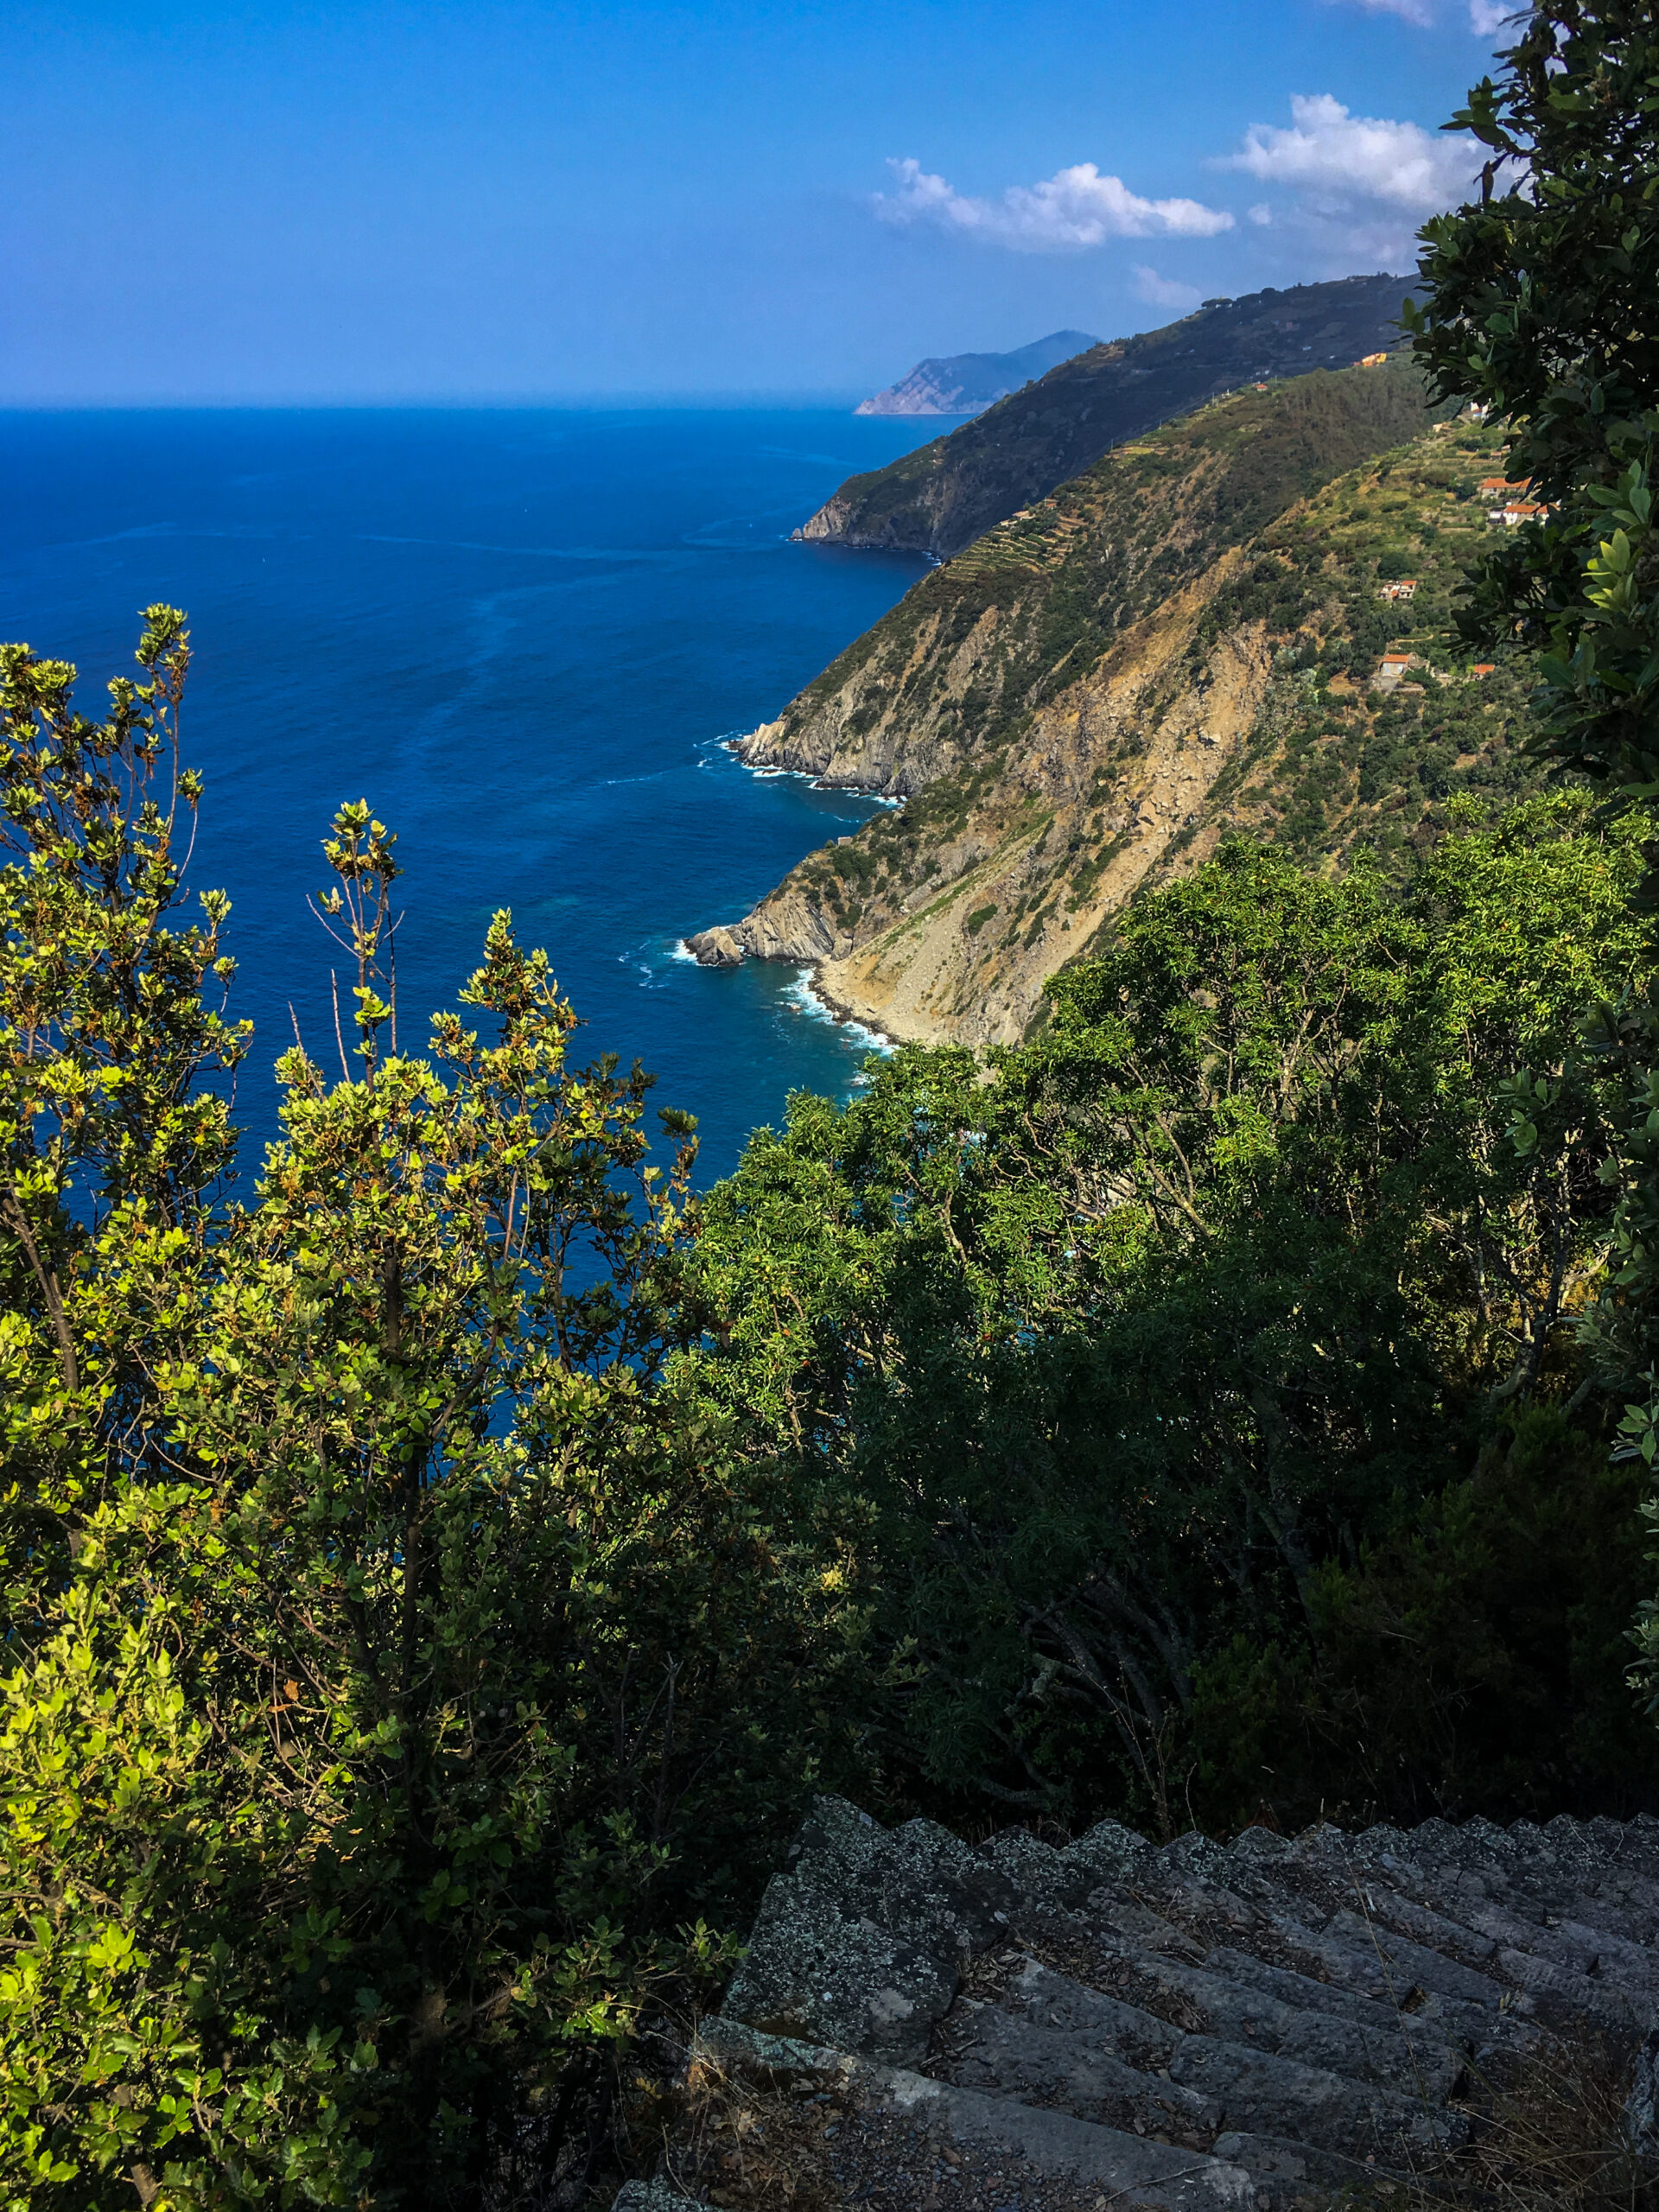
0, 386, 905, 414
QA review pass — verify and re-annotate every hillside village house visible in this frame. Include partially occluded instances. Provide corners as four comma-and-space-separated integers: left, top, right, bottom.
1376, 652, 1417, 690
1477, 474, 1552, 527
1379, 579, 1417, 601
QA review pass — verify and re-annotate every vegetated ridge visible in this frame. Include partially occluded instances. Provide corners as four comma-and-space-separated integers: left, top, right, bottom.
798, 273, 1414, 559
690, 354, 1547, 1047
854, 329, 1099, 417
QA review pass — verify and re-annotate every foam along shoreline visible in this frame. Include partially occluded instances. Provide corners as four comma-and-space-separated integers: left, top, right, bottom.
674, 930, 893, 1054
716, 732, 904, 807
786, 965, 893, 1057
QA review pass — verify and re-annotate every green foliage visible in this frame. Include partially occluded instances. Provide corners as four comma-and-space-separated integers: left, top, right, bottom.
1410, 1, 1659, 811
689, 799, 1644, 1833
0, 626, 863, 2209
1191, 1405, 1659, 1830
0, 607, 248, 1521
1408, 1, 1659, 1718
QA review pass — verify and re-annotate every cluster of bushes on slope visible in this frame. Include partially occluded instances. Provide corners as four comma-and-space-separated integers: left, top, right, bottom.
689, 798, 1659, 1837
10, 5, 1659, 2203
6, 664, 1649, 2210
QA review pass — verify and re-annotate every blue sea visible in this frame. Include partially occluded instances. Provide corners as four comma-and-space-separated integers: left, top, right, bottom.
0, 408, 943, 1184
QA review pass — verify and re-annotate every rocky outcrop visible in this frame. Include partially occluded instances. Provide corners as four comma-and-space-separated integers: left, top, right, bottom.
691, 556, 1273, 1049
683, 925, 744, 969
691, 371, 1537, 1054
619, 1798, 1659, 2210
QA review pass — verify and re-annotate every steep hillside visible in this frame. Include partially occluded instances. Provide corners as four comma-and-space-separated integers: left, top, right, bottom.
798, 275, 1411, 558
855, 330, 1098, 417
689, 361, 1548, 1047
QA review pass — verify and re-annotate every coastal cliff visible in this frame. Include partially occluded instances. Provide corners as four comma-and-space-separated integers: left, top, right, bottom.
690, 356, 1546, 1046
795, 275, 1414, 560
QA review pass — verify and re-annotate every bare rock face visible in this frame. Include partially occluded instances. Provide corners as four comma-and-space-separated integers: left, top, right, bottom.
683, 926, 744, 969
619, 1798, 1659, 2210
721, 1797, 1020, 2066
692, 571, 1274, 1052
691, 361, 1540, 1061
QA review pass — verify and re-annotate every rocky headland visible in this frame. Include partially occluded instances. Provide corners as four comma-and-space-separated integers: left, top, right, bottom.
690, 346, 1544, 1049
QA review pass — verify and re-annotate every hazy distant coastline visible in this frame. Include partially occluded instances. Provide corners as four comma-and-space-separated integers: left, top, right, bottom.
854, 329, 1098, 416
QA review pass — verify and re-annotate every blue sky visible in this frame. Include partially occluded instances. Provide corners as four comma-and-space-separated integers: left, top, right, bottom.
3, 0, 1511, 402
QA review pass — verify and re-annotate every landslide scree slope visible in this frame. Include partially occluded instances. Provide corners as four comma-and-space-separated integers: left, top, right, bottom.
798, 274, 1414, 559
691, 357, 1549, 1048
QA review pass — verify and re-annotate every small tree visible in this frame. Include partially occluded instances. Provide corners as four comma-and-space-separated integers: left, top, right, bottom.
0, 608, 246, 1556
0, 623, 864, 2209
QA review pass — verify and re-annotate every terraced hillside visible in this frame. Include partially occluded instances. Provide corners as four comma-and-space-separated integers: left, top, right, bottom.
688, 358, 1547, 1049
797, 276, 1413, 559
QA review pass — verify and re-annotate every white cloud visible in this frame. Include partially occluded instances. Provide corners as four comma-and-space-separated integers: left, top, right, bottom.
1224, 93, 1479, 211
1321, 0, 1520, 26
874, 156, 1234, 251
1324, 0, 1434, 22
1248, 201, 1273, 226
1132, 265, 1203, 312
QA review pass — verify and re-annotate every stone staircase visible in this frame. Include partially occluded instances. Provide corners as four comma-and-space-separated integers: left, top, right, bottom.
617, 1797, 1659, 2211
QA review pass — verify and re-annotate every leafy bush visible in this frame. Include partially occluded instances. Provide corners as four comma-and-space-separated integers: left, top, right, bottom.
0, 621, 868, 2210
688, 801, 1647, 1833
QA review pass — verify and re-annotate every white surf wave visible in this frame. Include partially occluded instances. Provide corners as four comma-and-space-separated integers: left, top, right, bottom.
785, 967, 893, 1058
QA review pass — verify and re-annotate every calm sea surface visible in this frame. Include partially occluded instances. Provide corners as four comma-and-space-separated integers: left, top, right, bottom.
0, 408, 942, 1183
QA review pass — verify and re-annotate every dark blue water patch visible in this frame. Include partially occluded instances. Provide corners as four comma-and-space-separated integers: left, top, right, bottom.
0, 407, 941, 1183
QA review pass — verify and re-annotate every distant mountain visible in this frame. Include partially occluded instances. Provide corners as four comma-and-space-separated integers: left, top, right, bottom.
854, 331, 1099, 418
804, 275, 1413, 558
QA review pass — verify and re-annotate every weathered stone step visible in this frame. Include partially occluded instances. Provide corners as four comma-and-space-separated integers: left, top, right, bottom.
1069, 1830, 1653, 2043
691, 2016, 1259, 2210
855, 2063, 1260, 2212
938, 1958, 1465, 2166
615, 1801, 1659, 2211
1127, 1817, 1659, 2015
1197, 1944, 1498, 2065
1037, 1942, 1465, 2101
1225, 1831, 1659, 2035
